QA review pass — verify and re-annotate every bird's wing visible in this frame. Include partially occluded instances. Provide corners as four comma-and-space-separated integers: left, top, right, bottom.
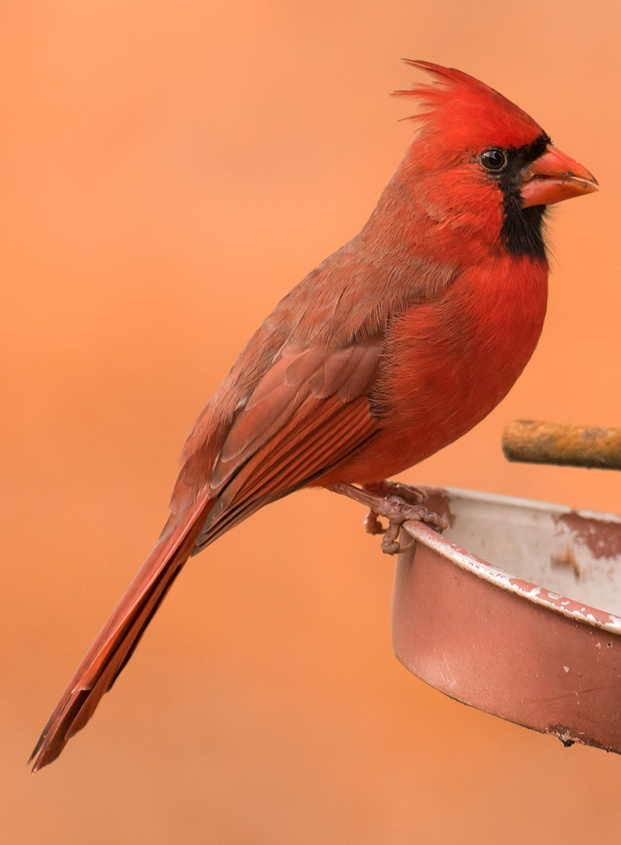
189, 340, 385, 550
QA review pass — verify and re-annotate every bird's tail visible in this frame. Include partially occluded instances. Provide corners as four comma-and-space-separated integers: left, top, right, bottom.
29, 492, 215, 772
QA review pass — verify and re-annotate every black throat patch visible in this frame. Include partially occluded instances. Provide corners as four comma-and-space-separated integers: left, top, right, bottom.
497, 133, 550, 261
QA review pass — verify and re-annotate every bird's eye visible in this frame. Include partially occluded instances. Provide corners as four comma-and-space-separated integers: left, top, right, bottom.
479, 148, 508, 172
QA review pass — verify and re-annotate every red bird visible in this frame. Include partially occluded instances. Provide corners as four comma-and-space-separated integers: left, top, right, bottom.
30, 61, 597, 770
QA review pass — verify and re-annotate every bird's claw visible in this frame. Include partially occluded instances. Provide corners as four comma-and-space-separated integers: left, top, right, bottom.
329, 481, 447, 556
380, 516, 414, 555
363, 508, 385, 535
372, 495, 448, 555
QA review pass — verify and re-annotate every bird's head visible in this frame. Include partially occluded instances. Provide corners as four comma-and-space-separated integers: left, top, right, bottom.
392, 61, 598, 261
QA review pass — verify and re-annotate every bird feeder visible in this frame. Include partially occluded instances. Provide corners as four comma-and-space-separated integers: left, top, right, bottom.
390, 422, 621, 753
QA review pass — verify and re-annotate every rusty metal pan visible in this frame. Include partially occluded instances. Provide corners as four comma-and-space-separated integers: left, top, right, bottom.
392, 487, 621, 753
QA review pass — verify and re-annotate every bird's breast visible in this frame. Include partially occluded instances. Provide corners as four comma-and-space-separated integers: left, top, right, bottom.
326, 254, 548, 484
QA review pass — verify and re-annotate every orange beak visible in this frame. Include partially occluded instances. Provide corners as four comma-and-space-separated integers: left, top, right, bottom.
520, 144, 598, 208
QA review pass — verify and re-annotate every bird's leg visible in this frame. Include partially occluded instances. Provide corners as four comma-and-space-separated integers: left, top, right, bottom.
362, 480, 428, 507
329, 481, 448, 555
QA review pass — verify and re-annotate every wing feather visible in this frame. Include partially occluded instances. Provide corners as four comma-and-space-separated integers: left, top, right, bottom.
192, 342, 383, 551
194, 396, 377, 551
209, 341, 382, 492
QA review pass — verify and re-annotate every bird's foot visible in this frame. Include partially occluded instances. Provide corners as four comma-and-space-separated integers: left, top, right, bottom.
329, 481, 448, 555
369, 497, 448, 554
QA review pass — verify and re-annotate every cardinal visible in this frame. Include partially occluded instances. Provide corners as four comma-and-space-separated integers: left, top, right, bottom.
30, 61, 597, 770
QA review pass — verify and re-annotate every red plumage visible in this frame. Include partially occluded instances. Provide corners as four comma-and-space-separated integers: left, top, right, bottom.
30, 62, 597, 771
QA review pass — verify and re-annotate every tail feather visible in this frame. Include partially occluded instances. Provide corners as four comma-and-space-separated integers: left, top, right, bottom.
29, 494, 216, 772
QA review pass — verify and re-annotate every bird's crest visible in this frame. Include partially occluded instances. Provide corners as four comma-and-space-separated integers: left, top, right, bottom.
394, 60, 544, 153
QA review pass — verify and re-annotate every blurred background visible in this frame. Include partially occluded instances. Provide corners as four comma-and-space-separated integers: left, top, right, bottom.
3, 1, 621, 842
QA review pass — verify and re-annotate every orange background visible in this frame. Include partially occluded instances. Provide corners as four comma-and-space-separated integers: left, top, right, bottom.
4, 2, 621, 843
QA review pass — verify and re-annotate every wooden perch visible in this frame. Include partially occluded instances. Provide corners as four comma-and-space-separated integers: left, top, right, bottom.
502, 420, 621, 471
